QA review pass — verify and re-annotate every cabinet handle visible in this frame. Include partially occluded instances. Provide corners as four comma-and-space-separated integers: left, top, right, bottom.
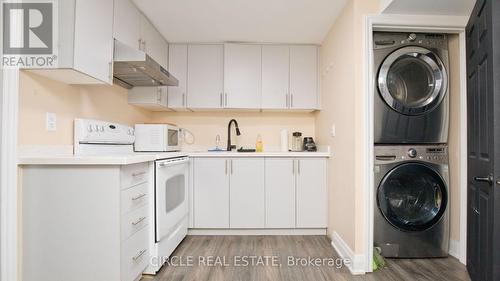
286, 94, 289, 108
131, 216, 146, 226
138, 39, 142, 50
108, 62, 113, 81
131, 193, 147, 201
132, 171, 146, 177
231, 159, 233, 174
225, 159, 228, 175
157, 88, 162, 102
292, 160, 295, 175
225, 93, 228, 107
297, 160, 300, 174
132, 249, 147, 261
290, 94, 294, 108
220, 93, 223, 108
142, 40, 147, 52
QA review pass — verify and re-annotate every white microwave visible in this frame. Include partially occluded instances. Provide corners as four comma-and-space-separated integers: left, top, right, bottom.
134, 124, 180, 152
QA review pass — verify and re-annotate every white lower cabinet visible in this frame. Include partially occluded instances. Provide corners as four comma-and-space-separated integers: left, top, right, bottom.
230, 158, 265, 228
193, 158, 230, 228
192, 157, 327, 229
265, 159, 296, 228
21, 163, 151, 281
295, 158, 328, 228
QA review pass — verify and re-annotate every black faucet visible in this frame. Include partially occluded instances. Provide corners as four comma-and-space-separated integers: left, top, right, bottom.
227, 119, 241, 151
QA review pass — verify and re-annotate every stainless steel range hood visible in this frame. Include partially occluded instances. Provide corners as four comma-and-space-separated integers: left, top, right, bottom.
113, 40, 178, 89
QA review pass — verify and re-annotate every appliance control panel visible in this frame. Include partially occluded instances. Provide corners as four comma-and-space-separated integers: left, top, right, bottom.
375, 145, 448, 164
74, 118, 135, 145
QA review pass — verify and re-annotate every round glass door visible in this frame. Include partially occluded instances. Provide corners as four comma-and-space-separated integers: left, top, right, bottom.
377, 163, 447, 232
378, 46, 447, 115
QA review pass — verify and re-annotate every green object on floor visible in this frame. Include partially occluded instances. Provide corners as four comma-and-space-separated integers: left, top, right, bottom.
373, 247, 386, 271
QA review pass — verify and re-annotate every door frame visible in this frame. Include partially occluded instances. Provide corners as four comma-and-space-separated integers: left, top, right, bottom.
363, 14, 469, 272
1, 69, 20, 281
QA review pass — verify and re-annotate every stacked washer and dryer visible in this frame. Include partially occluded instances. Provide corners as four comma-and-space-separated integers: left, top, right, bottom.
373, 32, 450, 258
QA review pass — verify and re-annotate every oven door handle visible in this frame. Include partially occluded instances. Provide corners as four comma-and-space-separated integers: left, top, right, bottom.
157, 157, 189, 168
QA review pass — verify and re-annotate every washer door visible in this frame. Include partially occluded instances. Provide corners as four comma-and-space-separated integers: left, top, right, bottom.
378, 46, 447, 115
377, 163, 447, 232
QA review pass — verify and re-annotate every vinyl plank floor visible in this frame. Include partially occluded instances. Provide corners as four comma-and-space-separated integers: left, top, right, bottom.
141, 236, 470, 281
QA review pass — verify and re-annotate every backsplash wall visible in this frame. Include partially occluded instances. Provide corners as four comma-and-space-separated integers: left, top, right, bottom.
18, 71, 153, 146
150, 111, 316, 150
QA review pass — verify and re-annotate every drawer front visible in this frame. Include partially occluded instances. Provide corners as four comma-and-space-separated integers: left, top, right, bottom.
121, 182, 149, 214
121, 162, 149, 189
121, 226, 149, 281
121, 205, 149, 241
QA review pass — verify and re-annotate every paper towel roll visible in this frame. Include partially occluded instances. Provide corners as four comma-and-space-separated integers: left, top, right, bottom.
280, 129, 289, 152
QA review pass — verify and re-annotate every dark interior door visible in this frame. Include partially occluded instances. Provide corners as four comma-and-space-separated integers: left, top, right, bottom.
466, 1, 500, 281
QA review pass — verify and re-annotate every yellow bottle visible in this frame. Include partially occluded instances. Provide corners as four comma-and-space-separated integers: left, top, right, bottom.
256, 134, 263, 152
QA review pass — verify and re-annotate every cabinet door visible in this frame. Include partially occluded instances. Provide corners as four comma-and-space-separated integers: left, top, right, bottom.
73, 0, 114, 84
262, 45, 290, 109
229, 158, 265, 228
265, 159, 295, 228
167, 44, 188, 109
296, 159, 327, 228
140, 15, 167, 67
224, 44, 262, 109
113, 0, 141, 50
128, 87, 170, 111
193, 158, 230, 228
289, 46, 318, 109
187, 44, 224, 109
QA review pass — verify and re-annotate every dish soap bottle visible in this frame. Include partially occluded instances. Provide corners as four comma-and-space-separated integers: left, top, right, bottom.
256, 134, 264, 152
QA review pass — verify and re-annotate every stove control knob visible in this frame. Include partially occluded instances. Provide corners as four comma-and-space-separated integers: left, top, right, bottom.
87, 125, 93, 132
407, 148, 417, 158
408, 33, 417, 41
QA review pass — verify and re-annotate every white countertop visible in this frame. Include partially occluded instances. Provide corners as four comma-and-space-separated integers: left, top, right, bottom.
18, 148, 330, 165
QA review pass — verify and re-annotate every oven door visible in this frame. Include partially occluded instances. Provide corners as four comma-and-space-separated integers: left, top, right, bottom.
155, 157, 189, 242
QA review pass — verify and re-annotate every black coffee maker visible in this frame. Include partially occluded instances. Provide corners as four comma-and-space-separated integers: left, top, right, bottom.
303, 137, 317, 152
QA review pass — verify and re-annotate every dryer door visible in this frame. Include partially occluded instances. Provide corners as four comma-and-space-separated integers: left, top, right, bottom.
377, 162, 448, 232
378, 46, 447, 115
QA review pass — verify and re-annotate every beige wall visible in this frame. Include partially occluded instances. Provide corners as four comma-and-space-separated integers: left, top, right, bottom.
18, 71, 153, 145
315, 0, 356, 248
150, 111, 315, 150
448, 34, 461, 243
316, 0, 380, 253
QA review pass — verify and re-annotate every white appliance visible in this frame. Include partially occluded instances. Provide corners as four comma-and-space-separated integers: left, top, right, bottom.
145, 156, 189, 274
134, 124, 181, 152
74, 118, 135, 155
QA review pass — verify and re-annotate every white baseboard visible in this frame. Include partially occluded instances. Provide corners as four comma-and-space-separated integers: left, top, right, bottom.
330, 231, 366, 275
449, 239, 461, 260
188, 228, 327, 236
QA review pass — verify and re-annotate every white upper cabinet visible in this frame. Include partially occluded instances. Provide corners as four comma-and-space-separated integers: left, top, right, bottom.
224, 44, 262, 109
168, 44, 188, 109
128, 86, 170, 111
187, 44, 224, 109
113, 0, 141, 50
139, 15, 168, 68
289, 46, 319, 109
262, 45, 290, 109
113, 0, 168, 68
28, 0, 114, 85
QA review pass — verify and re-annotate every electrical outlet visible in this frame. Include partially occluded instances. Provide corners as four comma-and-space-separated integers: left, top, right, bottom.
46, 112, 56, 131
331, 124, 336, 137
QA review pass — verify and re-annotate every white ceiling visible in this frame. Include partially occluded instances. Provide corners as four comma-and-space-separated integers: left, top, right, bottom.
133, 0, 348, 44
381, 0, 475, 16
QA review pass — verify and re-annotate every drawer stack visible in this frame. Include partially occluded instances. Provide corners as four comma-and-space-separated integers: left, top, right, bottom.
120, 162, 150, 281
